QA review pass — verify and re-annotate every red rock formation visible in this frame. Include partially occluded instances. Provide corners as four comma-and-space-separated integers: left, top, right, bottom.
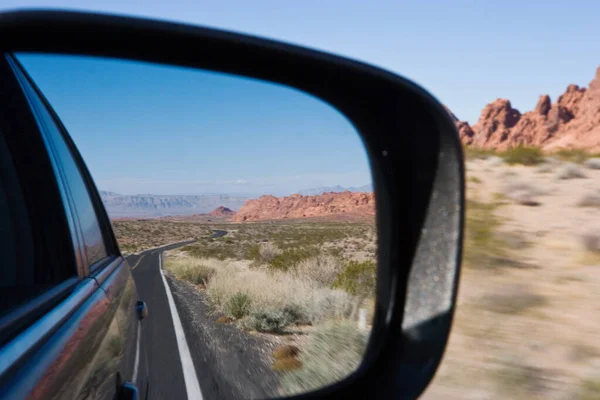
443, 106, 475, 145
233, 191, 375, 222
546, 68, 600, 150
208, 206, 235, 217
471, 99, 521, 148
448, 65, 600, 151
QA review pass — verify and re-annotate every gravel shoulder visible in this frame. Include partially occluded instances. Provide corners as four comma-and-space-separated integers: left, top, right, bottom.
166, 274, 280, 399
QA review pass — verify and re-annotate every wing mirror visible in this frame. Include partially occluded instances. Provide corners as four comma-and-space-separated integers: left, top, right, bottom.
0, 10, 464, 399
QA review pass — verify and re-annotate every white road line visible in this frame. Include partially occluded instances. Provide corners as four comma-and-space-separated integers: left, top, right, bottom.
159, 253, 204, 400
132, 322, 141, 384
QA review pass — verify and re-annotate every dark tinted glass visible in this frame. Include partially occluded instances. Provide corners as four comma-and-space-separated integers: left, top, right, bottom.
22, 79, 108, 267
0, 131, 36, 315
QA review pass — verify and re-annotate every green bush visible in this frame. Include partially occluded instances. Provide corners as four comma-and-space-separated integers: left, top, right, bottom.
227, 292, 252, 319
554, 149, 590, 164
169, 262, 215, 285
242, 304, 306, 333
247, 244, 261, 261
268, 247, 319, 271
501, 146, 544, 166
332, 260, 376, 299
463, 147, 498, 160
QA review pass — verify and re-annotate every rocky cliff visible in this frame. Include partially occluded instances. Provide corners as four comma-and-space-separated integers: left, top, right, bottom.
450, 66, 600, 151
233, 191, 375, 222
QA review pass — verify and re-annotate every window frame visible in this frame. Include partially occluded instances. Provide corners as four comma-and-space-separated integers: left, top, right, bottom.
8, 54, 121, 274
0, 54, 80, 347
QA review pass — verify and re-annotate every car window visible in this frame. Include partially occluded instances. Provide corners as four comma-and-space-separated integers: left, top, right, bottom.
15, 68, 108, 268
0, 130, 37, 315
0, 55, 82, 334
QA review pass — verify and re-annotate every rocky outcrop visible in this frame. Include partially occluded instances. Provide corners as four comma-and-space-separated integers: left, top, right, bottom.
233, 191, 375, 222
208, 206, 235, 217
447, 65, 600, 151
471, 99, 521, 148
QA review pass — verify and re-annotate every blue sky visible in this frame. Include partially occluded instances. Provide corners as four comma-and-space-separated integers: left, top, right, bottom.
5, 1, 600, 194
17, 54, 368, 195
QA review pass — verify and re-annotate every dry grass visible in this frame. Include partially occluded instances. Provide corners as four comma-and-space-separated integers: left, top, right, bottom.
200, 259, 355, 325
292, 255, 344, 287
164, 257, 215, 286
279, 321, 368, 395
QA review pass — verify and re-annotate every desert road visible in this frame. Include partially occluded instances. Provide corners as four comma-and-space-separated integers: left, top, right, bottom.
127, 238, 276, 400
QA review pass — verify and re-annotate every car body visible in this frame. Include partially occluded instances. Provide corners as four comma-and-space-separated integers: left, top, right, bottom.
0, 53, 147, 400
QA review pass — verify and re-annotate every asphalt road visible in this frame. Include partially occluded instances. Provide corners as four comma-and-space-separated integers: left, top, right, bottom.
209, 230, 228, 239
128, 242, 194, 400
128, 239, 268, 400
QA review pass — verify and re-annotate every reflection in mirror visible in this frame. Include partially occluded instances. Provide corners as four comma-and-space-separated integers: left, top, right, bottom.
17, 53, 377, 398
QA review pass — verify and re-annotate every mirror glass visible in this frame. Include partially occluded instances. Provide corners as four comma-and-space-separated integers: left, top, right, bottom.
17, 53, 377, 398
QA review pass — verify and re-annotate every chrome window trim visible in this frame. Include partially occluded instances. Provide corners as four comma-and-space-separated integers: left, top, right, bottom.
5, 54, 87, 276
0, 276, 80, 346
0, 278, 97, 379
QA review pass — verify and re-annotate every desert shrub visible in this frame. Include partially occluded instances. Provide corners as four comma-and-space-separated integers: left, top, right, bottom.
486, 156, 505, 167
535, 162, 555, 174
554, 148, 589, 164
463, 198, 508, 268
584, 158, 600, 170
481, 285, 547, 314
164, 258, 215, 285
280, 322, 368, 395
307, 290, 354, 323
205, 261, 353, 324
332, 260, 376, 299
468, 176, 482, 184
242, 305, 306, 333
247, 244, 261, 261
463, 147, 498, 160
557, 163, 587, 180
269, 247, 319, 271
259, 242, 282, 262
581, 231, 600, 253
577, 191, 600, 208
294, 254, 344, 287
227, 292, 252, 319
503, 181, 542, 206
501, 146, 544, 166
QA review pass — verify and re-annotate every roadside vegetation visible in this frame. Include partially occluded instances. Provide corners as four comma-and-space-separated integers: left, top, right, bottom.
463, 145, 600, 166
112, 219, 211, 254
162, 220, 376, 395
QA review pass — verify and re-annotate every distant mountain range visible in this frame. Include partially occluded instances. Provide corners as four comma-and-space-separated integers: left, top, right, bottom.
99, 190, 248, 218
297, 184, 372, 196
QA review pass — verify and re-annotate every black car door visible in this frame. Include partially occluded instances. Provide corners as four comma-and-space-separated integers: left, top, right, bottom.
0, 54, 147, 400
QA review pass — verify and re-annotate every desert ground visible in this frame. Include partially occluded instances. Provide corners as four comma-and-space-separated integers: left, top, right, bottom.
423, 149, 600, 400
